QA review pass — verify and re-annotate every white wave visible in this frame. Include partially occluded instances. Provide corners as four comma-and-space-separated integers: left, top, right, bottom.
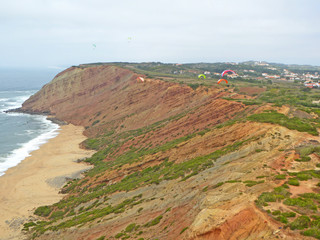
0, 90, 36, 94
24, 129, 37, 134
0, 92, 33, 112
0, 117, 60, 176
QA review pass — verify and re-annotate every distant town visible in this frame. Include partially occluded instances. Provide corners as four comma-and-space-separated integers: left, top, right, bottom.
172, 61, 320, 88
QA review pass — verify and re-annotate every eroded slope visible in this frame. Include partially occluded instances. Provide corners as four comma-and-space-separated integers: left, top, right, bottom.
20, 65, 320, 240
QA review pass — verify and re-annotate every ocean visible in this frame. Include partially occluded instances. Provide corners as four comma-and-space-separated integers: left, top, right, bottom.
0, 69, 60, 176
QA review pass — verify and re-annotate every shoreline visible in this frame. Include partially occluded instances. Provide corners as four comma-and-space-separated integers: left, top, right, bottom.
0, 124, 95, 240
0, 114, 60, 177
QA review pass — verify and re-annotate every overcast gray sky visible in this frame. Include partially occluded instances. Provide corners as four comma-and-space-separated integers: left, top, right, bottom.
1, 0, 319, 69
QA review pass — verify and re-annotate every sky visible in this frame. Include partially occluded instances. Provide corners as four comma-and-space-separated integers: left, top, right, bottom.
1, 0, 320, 69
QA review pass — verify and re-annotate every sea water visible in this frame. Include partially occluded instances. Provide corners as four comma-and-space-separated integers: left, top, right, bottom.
0, 69, 60, 176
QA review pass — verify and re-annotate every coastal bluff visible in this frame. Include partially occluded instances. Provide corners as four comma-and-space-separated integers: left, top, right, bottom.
17, 64, 319, 240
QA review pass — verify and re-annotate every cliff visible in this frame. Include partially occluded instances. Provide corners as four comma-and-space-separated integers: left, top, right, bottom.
20, 64, 320, 240
22, 65, 215, 132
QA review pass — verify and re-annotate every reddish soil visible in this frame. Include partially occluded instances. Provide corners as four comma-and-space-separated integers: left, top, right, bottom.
239, 87, 266, 96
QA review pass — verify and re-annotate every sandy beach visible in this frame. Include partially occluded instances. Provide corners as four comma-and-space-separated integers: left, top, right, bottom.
0, 124, 95, 240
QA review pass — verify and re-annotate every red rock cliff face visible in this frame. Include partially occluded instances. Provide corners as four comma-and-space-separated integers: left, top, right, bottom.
21, 65, 232, 134
22, 65, 137, 125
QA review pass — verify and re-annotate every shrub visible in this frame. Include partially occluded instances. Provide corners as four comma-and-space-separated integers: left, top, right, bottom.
49, 211, 64, 220
284, 198, 317, 211
272, 210, 281, 215
144, 215, 163, 227
95, 236, 105, 240
188, 83, 200, 90
296, 173, 312, 181
248, 112, 318, 136
226, 179, 242, 183
295, 156, 311, 162
276, 215, 288, 224
275, 174, 286, 180
115, 233, 125, 239
34, 206, 52, 217
273, 186, 291, 197
180, 227, 188, 234
289, 216, 311, 230
288, 178, 300, 186
22, 222, 36, 231
301, 229, 320, 239
256, 176, 267, 179
244, 180, 264, 187
165, 207, 171, 213
282, 184, 289, 189
299, 193, 320, 200
125, 223, 136, 233
92, 120, 100, 126
282, 212, 296, 218
213, 182, 224, 188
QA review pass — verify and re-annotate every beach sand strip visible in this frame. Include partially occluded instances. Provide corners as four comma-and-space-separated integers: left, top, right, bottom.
0, 124, 95, 240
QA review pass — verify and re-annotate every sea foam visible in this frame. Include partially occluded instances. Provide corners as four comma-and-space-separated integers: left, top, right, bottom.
0, 90, 60, 176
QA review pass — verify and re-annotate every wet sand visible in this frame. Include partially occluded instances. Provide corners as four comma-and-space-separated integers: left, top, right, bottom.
0, 124, 95, 240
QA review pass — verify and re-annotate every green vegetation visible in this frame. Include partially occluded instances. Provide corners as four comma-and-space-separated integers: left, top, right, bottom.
27, 137, 250, 237
225, 179, 242, 183
284, 198, 317, 211
276, 215, 288, 224
248, 112, 318, 136
258, 87, 320, 110
115, 232, 125, 238
27, 195, 143, 236
275, 174, 286, 180
125, 223, 137, 233
22, 62, 320, 239
255, 185, 290, 207
295, 156, 312, 162
213, 182, 224, 188
296, 173, 312, 181
180, 227, 188, 234
302, 229, 320, 239
187, 83, 202, 90
92, 120, 100, 126
287, 178, 300, 186
256, 175, 268, 179
34, 206, 52, 217
202, 186, 208, 192
81, 120, 213, 178
272, 210, 281, 215
144, 215, 163, 227
22, 222, 36, 231
282, 212, 296, 218
28, 63, 320, 239
58, 139, 249, 211
243, 180, 264, 187
95, 236, 105, 240
289, 216, 311, 230
256, 168, 320, 239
